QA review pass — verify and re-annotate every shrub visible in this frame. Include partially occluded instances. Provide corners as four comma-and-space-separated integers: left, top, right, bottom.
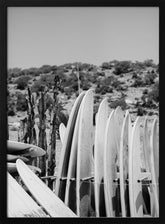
101, 62, 112, 70
8, 101, 15, 116
141, 81, 159, 108
15, 76, 31, 90
45, 94, 54, 110
113, 61, 132, 75
143, 89, 148, 94
148, 81, 159, 102
137, 106, 146, 116
31, 80, 44, 93
16, 92, 28, 111
110, 98, 127, 110
132, 72, 138, 79
131, 77, 144, 87
95, 85, 113, 95
144, 72, 157, 85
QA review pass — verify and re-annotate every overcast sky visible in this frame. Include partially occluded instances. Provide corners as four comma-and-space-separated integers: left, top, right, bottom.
8, 7, 159, 69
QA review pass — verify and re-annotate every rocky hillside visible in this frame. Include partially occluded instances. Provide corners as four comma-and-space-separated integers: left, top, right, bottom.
7, 59, 159, 140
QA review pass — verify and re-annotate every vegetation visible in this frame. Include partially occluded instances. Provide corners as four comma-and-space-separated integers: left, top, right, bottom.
15, 76, 31, 90
113, 61, 133, 75
16, 92, 28, 111
8, 59, 159, 116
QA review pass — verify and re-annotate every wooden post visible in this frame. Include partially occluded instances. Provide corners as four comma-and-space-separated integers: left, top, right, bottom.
38, 86, 47, 176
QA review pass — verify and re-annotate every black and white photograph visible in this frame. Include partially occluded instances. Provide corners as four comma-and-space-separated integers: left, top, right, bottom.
3, 2, 159, 218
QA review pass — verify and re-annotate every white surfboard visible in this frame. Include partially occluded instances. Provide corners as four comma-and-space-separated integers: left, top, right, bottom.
114, 106, 124, 162
94, 97, 109, 217
104, 109, 120, 217
150, 117, 159, 217
59, 123, 66, 145
7, 140, 46, 157
76, 89, 94, 217
55, 91, 85, 200
64, 105, 81, 213
7, 162, 41, 174
143, 116, 151, 172
7, 172, 49, 217
16, 159, 77, 217
129, 117, 143, 217
119, 110, 132, 217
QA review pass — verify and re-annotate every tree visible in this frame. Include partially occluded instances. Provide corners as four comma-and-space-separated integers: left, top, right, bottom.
15, 76, 31, 90
113, 61, 132, 75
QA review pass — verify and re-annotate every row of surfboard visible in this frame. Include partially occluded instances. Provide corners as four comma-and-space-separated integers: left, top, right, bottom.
56, 89, 159, 217
7, 89, 159, 217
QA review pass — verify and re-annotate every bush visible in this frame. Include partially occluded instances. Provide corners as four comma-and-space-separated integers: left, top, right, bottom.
8, 100, 15, 116
95, 85, 113, 95
132, 72, 138, 79
45, 94, 54, 110
131, 77, 145, 87
143, 89, 148, 94
113, 61, 132, 75
141, 81, 159, 107
137, 106, 146, 116
16, 92, 28, 111
101, 62, 112, 70
144, 72, 157, 85
15, 76, 31, 90
31, 80, 44, 93
148, 81, 159, 102
110, 98, 127, 110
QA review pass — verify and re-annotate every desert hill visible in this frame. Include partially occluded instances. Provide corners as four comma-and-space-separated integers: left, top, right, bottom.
7, 59, 159, 140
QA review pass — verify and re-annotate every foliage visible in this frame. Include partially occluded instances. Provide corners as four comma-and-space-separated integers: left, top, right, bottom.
15, 76, 31, 90
131, 77, 145, 87
110, 98, 127, 110
39, 65, 52, 74
113, 61, 133, 75
137, 106, 146, 116
16, 92, 28, 111
143, 72, 157, 85
141, 81, 159, 107
101, 62, 112, 70
143, 59, 156, 67
8, 93, 16, 116
148, 81, 159, 102
8, 67, 23, 78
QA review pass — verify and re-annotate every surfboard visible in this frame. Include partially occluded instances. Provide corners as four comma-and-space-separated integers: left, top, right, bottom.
7, 140, 46, 157
143, 116, 151, 172
94, 97, 109, 217
129, 116, 143, 217
7, 154, 29, 163
7, 172, 49, 217
142, 116, 153, 215
141, 116, 159, 217
119, 110, 132, 217
55, 91, 85, 201
114, 106, 124, 162
76, 89, 94, 217
16, 159, 77, 217
59, 123, 66, 146
104, 109, 120, 217
64, 104, 81, 213
150, 117, 159, 217
7, 162, 41, 174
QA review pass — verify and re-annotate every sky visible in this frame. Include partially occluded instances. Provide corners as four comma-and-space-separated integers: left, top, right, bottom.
8, 7, 159, 69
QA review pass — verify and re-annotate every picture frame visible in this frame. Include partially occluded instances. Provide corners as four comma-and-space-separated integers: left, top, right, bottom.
0, 0, 161, 222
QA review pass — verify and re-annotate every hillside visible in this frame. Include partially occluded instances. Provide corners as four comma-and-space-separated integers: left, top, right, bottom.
7, 60, 159, 140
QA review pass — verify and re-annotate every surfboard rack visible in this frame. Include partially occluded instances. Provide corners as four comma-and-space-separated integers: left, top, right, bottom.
41, 175, 57, 180
80, 176, 94, 181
